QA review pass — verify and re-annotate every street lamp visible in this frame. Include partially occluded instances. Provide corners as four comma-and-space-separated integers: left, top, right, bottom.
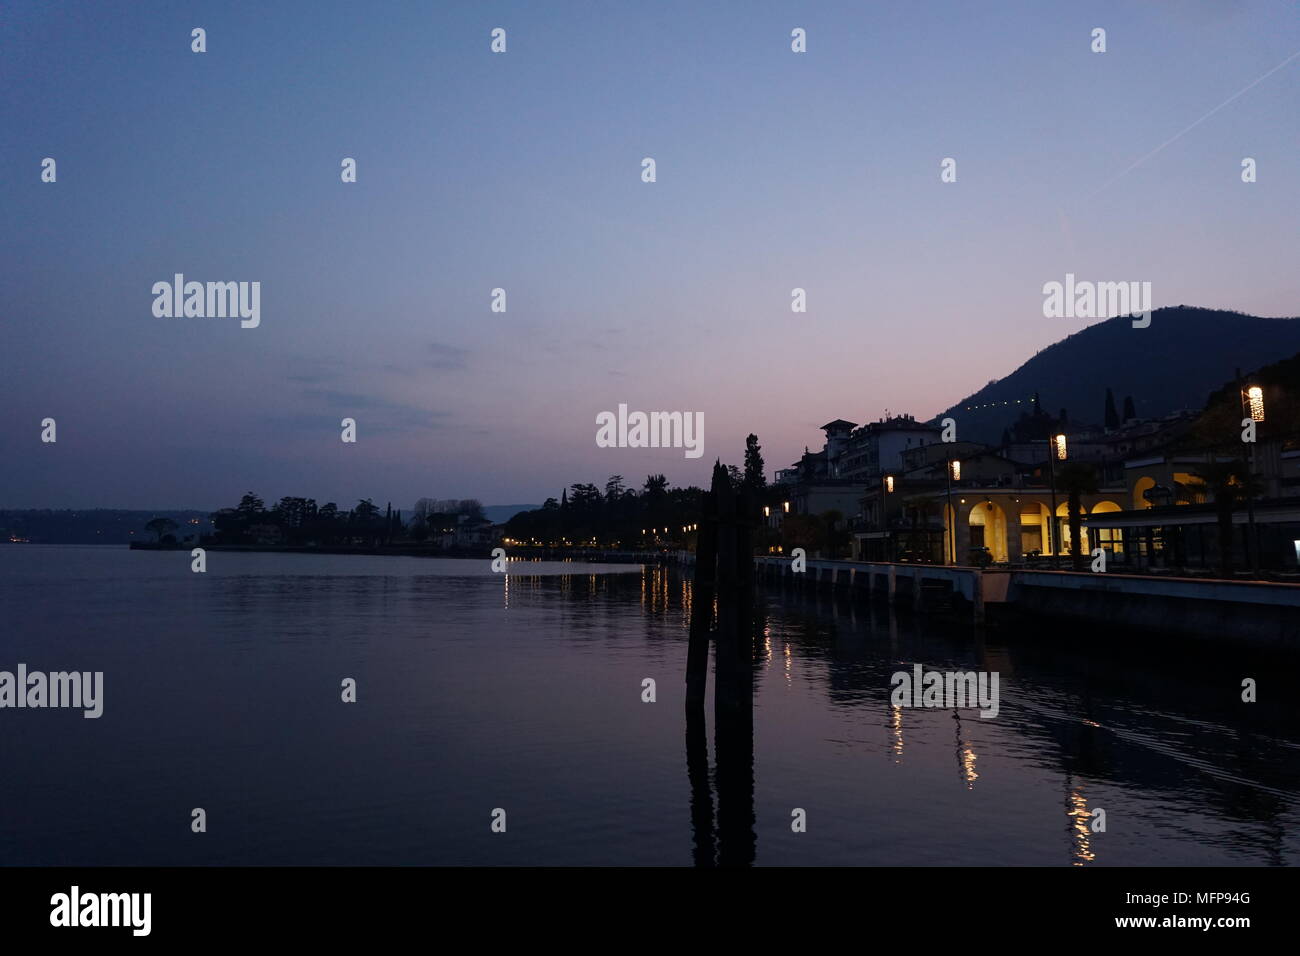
1047, 433, 1065, 566
882, 474, 896, 561
1245, 386, 1265, 423
945, 458, 960, 564
1242, 386, 1265, 573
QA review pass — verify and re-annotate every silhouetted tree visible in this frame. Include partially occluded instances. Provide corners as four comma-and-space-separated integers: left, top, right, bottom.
236, 492, 265, 525
1189, 460, 1261, 575
742, 434, 766, 493
145, 517, 177, 543
1104, 388, 1119, 430
1056, 462, 1098, 570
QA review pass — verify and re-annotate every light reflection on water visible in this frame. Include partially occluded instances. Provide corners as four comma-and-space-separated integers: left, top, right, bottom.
0, 546, 1297, 866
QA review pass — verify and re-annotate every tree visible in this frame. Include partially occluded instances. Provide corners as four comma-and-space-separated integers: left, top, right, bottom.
780, 513, 824, 554
457, 499, 485, 522
821, 509, 848, 559
1104, 388, 1119, 430
236, 492, 265, 525
742, 434, 766, 493
605, 475, 625, 501
1188, 460, 1261, 576
209, 508, 241, 541
145, 517, 177, 543
275, 497, 314, 530
1056, 462, 1098, 570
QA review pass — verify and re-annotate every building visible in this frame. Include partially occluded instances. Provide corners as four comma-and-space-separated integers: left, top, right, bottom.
839, 415, 943, 480
779, 420, 865, 519
852, 439, 1128, 563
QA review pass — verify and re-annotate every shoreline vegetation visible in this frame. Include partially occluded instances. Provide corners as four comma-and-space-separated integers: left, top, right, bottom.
127, 540, 664, 563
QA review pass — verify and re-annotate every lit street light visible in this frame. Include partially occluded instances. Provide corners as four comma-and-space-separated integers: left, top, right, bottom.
945, 458, 960, 564
1242, 386, 1266, 573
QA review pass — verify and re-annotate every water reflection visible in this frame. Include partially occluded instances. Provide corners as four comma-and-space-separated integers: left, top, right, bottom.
3, 549, 1297, 866
646, 566, 1299, 866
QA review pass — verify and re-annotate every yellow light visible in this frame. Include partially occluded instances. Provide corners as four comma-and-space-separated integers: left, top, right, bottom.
885, 475, 895, 493
763, 505, 770, 516
1247, 386, 1265, 422
1054, 433, 1067, 460
950, 460, 961, 481
783, 501, 790, 513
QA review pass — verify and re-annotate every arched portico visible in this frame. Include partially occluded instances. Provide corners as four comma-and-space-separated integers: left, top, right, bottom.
1133, 476, 1156, 510
968, 499, 1009, 563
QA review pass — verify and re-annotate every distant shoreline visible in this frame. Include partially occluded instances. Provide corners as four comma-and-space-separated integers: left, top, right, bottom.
126, 542, 665, 564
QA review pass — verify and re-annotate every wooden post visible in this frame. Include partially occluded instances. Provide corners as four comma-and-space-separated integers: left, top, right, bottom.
683, 462, 758, 867
685, 479, 718, 710
714, 465, 740, 715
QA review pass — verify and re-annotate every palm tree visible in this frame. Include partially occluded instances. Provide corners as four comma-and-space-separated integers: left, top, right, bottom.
1188, 460, 1261, 576
1055, 462, 1098, 570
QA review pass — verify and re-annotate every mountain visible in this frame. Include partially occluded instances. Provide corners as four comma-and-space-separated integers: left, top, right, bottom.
483, 504, 540, 524
936, 307, 1300, 444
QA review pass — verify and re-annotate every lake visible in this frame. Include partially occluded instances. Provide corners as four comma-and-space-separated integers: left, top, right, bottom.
1, 545, 1296, 866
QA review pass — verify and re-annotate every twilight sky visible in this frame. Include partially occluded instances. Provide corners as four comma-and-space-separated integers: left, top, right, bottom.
2, 0, 1297, 510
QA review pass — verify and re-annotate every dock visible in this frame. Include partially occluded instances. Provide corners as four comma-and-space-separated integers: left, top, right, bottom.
674, 552, 1300, 648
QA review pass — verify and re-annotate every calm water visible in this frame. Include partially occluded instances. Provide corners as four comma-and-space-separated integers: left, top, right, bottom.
1, 544, 1297, 866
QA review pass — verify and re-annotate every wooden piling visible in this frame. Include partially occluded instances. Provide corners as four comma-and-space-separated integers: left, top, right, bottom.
685, 478, 718, 710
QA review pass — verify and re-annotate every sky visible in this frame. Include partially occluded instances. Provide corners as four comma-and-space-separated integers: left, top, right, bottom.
2, 0, 1297, 511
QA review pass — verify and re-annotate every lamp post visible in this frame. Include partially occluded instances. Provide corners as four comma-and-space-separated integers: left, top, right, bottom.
1047, 433, 1066, 567
882, 474, 895, 560
945, 459, 959, 565
1243, 386, 1264, 574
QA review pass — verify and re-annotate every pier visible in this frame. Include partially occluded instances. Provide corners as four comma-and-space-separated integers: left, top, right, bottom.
675, 552, 1300, 648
